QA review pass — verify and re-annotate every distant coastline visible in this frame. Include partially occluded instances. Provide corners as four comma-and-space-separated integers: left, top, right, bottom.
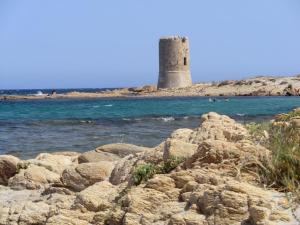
1, 75, 300, 101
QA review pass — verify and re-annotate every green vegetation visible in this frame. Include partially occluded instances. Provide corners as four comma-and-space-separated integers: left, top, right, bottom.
159, 156, 185, 174
132, 164, 156, 185
246, 122, 270, 145
246, 117, 300, 201
276, 110, 300, 121
16, 162, 30, 173
132, 156, 184, 185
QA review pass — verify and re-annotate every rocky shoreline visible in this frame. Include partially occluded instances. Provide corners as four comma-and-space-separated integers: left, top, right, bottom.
1, 112, 299, 224
2, 75, 300, 101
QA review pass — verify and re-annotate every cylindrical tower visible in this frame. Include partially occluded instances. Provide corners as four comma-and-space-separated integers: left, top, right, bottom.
157, 36, 192, 89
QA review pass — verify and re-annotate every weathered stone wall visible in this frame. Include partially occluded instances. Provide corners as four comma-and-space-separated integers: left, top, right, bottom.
158, 36, 192, 89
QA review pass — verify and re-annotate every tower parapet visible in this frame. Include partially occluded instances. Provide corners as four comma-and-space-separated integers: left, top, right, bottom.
157, 36, 192, 89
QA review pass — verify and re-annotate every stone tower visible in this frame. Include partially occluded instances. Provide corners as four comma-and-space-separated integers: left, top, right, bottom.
157, 36, 192, 89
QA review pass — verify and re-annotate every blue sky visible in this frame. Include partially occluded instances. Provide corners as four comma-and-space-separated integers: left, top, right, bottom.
0, 0, 300, 89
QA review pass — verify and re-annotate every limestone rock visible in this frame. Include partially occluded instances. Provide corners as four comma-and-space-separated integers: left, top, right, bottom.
110, 147, 163, 185
78, 150, 120, 163
95, 143, 151, 157
190, 112, 248, 144
8, 164, 61, 190
163, 138, 198, 161
170, 128, 193, 143
62, 161, 114, 191
109, 154, 138, 185
75, 181, 119, 211
26, 152, 75, 174
0, 155, 19, 185
169, 211, 206, 225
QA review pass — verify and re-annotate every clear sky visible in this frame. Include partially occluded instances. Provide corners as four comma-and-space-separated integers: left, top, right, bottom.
0, 0, 300, 89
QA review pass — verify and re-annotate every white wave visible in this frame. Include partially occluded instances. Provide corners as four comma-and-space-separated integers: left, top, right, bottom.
104, 104, 113, 107
122, 118, 131, 121
92, 105, 100, 108
161, 117, 175, 122
34, 91, 45, 96
237, 113, 245, 116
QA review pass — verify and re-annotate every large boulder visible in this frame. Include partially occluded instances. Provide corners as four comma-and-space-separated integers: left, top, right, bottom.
78, 150, 120, 163
8, 164, 61, 190
169, 128, 193, 143
26, 153, 76, 174
95, 143, 151, 157
62, 161, 115, 191
190, 112, 249, 144
163, 139, 198, 161
74, 181, 119, 212
0, 155, 20, 185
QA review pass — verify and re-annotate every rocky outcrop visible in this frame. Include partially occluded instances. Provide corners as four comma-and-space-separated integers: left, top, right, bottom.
95, 143, 152, 158
26, 152, 76, 174
8, 164, 61, 190
163, 139, 198, 160
74, 181, 120, 212
0, 112, 298, 225
61, 161, 115, 191
78, 150, 120, 163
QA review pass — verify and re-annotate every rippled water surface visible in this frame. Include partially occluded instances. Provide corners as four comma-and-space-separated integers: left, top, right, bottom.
1, 96, 300, 158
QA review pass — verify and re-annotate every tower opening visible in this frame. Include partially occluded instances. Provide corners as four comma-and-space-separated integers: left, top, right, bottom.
184, 57, 187, 65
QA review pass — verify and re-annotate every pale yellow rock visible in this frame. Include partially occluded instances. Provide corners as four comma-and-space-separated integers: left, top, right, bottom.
163, 139, 198, 161
75, 161, 114, 183
27, 152, 75, 174
8, 164, 61, 190
78, 150, 120, 163
75, 181, 119, 212
170, 128, 193, 143
96, 143, 151, 157
62, 161, 114, 191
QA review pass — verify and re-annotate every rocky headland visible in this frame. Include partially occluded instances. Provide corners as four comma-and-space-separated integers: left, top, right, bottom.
2, 75, 300, 101
1, 112, 300, 225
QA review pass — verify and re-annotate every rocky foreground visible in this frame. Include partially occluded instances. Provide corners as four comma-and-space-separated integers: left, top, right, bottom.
0, 112, 299, 224
2, 75, 300, 100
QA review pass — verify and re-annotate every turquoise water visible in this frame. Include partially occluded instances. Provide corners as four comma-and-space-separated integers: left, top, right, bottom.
1, 96, 300, 158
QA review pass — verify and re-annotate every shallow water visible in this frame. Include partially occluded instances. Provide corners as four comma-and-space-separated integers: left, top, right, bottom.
1, 96, 299, 159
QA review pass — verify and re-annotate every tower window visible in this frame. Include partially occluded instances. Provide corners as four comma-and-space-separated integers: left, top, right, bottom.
184, 57, 187, 65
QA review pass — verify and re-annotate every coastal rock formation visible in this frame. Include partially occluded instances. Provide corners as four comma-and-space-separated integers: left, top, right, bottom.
0, 112, 298, 225
3, 75, 300, 100
78, 150, 121, 163
95, 143, 151, 158
62, 161, 115, 191
8, 164, 61, 190
78, 143, 150, 163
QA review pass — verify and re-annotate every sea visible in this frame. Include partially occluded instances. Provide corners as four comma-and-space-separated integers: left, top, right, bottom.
1, 89, 300, 159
